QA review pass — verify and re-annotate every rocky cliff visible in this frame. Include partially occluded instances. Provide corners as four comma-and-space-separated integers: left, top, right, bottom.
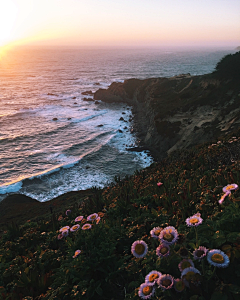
94, 73, 240, 161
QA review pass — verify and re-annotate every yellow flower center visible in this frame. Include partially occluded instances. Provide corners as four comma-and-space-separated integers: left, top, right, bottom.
181, 261, 192, 270
163, 233, 174, 242
154, 229, 161, 235
73, 225, 78, 230
90, 215, 96, 219
211, 253, 224, 263
162, 279, 172, 287
189, 218, 199, 224
149, 273, 159, 282
142, 286, 153, 296
185, 271, 195, 281
135, 244, 145, 255
226, 185, 234, 190
160, 247, 169, 255
84, 225, 90, 229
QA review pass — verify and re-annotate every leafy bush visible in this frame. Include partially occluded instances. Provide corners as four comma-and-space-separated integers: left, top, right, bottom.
214, 51, 240, 78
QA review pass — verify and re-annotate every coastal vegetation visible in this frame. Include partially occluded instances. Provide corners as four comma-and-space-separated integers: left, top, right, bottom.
214, 51, 240, 79
0, 128, 240, 299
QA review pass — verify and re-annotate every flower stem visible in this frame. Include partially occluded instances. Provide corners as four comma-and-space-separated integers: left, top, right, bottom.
194, 227, 199, 248
201, 259, 205, 276
209, 266, 217, 281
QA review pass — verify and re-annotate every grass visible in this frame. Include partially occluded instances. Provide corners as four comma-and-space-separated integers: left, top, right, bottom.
0, 131, 240, 300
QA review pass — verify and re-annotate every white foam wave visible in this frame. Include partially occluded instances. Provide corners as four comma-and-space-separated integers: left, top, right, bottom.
0, 181, 23, 195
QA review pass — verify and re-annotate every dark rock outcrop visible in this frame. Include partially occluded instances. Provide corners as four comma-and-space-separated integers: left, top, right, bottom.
82, 90, 94, 96
94, 73, 240, 161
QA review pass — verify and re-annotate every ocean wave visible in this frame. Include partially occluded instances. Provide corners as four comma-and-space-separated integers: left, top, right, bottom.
0, 181, 23, 195
0, 133, 116, 196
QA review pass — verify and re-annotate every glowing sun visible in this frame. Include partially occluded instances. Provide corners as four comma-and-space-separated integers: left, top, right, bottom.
0, 1, 18, 46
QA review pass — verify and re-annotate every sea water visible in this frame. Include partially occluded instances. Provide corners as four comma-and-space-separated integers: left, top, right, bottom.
0, 46, 235, 201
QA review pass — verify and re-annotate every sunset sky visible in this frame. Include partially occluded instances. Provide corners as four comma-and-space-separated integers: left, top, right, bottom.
0, 0, 239, 48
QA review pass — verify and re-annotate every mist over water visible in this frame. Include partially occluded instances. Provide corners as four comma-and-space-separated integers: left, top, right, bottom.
0, 46, 235, 201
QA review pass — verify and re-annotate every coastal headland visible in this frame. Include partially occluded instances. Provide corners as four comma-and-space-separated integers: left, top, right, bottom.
94, 72, 240, 161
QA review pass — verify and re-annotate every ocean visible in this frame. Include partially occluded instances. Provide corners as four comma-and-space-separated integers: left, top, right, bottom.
0, 46, 235, 202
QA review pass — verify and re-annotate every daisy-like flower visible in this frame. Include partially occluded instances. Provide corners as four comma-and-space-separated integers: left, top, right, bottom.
223, 183, 238, 193
57, 233, 64, 240
207, 249, 230, 268
157, 182, 163, 187
87, 213, 99, 222
131, 240, 148, 258
193, 246, 208, 260
95, 216, 101, 224
174, 279, 185, 292
150, 227, 162, 239
181, 267, 201, 288
65, 209, 71, 216
61, 229, 69, 237
157, 274, 174, 290
219, 191, 231, 205
59, 226, 70, 232
138, 282, 155, 299
185, 214, 203, 227
82, 223, 92, 230
145, 271, 162, 284
75, 216, 84, 222
70, 224, 80, 232
159, 226, 178, 245
156, 244, 170, 258
178, 259, 194, 272
72, 250, 81, 258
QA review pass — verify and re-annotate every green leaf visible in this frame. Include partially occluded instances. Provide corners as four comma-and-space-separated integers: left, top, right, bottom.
213, 231, 226, 247
95, 285, 103, 296
188, 242, 196, 249
151, 208, 158, 217
226, 232, 240, 243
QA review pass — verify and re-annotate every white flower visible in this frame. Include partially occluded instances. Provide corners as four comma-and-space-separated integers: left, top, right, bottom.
82, 223, 92, 230
207, 249, 230, 268
87, 213, 98, 222
138, 282, 155, 299
131, 240, 148, 258
159, 226, 178, 245
145, 271, 162, 284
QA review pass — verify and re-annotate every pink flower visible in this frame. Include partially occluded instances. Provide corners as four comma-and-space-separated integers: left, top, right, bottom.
157, 182, 163, 187
219, 191, 231, 205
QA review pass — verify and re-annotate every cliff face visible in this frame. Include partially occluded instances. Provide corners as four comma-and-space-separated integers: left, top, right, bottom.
94, 74, 240, 161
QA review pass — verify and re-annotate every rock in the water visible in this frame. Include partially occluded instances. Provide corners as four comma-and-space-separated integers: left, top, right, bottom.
68, 117, 72, 120
52, 118, 58, 121
97, 124, 104, 127
95, 101, 100, 104
118, 129, 123, 133
83, 97, 94, 102
81, 90, 94, 95
119, 117, 124, 121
